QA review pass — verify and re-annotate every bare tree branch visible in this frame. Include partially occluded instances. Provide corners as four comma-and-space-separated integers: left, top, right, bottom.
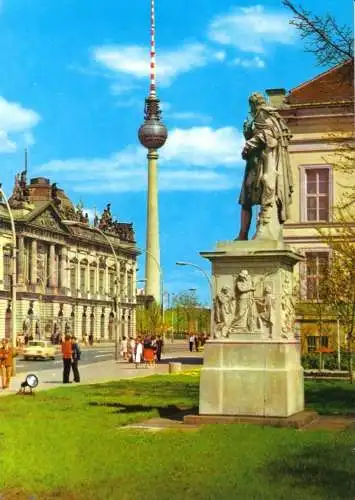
282, 0, 354, 68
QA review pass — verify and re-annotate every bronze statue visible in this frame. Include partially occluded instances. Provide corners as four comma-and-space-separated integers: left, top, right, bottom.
237, 92, 293, 241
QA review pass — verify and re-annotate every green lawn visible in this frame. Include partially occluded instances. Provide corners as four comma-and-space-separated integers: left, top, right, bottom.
0, 373, 354, 500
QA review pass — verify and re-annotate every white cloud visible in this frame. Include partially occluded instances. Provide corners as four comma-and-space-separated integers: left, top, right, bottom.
0, 97, 40, 153
167, 111, 211, 123
161, 126, 243, 166
232, 56, 265, 68
93, 43, 220, 86
35, 126, 244, 193
208, 4, 295, 53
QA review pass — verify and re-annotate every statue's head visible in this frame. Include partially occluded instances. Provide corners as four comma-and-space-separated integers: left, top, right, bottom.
248, 92, 266, 114
221, 286, 231, 296
238, 269, 249, 280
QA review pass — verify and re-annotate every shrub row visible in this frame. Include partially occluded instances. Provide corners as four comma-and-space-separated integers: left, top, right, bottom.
301, 352, 355, 371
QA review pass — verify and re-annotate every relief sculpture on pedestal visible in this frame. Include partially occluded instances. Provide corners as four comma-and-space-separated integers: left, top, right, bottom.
214, 269, 275, 338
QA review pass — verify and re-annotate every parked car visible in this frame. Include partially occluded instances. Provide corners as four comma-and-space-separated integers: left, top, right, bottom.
23, 340, 56, 361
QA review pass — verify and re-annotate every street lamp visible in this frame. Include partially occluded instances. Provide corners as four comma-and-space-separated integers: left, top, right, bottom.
0, 184, 17, 375
65, 221, 122, 360
176, 261, 213, 338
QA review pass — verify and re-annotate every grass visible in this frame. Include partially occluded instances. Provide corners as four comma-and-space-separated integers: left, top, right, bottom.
0, 372, 354, 500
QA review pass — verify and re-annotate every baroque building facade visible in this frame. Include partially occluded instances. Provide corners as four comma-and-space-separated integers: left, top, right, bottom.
266, 59, 354, 353
0, 173, 139, 342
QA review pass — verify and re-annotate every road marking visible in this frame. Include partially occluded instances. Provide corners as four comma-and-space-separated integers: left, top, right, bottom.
95, 354, 112, 358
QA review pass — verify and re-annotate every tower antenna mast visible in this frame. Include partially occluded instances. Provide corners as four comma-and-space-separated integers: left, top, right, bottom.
138, 0, 168, 305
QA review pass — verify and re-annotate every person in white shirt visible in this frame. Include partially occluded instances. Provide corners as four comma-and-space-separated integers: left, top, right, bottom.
188, 334, 195, 352
134, 338, 143, 368
120, 336, 128, 361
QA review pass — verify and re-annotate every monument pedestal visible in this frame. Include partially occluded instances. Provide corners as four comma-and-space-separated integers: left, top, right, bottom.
198, 240, 305, 419
200, 339, 304, 417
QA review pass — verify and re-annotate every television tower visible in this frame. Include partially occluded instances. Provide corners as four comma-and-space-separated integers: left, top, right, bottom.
138, 0, 167, 304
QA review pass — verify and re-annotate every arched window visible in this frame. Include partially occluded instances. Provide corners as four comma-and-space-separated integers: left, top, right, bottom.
90, 311, 95, 337
82, 311, 87, 338
100, 311, 105, 339
108, 312, 115, 341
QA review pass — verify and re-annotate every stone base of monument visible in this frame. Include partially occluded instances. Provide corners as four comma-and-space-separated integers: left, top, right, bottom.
183, 411, 318, 429
197, 339, 304, 419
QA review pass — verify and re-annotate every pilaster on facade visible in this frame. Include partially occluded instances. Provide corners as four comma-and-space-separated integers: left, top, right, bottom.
0, 243, 4, 286
17, 236, 25, 286
30, 239, 37, 285
59, 246, 68, 289
49, 244, 56, 288
104, 261, 109, 298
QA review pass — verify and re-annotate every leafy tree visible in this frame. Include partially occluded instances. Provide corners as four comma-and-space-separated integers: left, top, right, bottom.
136, 303, 165, 336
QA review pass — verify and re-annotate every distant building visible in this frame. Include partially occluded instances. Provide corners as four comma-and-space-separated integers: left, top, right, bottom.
0, 172, 139, 342
266, 59, 354, 353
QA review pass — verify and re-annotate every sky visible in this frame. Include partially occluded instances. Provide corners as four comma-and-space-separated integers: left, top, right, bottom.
0, 0, 352, 305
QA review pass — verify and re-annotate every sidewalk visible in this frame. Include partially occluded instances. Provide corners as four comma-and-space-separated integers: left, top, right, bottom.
0, 350, 202, 397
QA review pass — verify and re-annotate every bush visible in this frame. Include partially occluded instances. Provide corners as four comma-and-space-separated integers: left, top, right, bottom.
302, 351, 355, 371
301, 353, 319, 369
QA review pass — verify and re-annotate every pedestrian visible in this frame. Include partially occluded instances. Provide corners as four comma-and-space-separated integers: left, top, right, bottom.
134, 337, 143, 368
0, 339, 13, 389
195, 335, 200, 352
188, 334, 195, 352
120, 336, 128, 361
88, 333, 94, 346
155, 335, 164, 362
129, 337, 135, 363
83, 334, 88, 346
71, 336, 81, 383
61, 335, 72, 384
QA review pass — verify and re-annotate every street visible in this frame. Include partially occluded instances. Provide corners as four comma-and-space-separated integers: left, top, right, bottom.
15, 340, 190, 374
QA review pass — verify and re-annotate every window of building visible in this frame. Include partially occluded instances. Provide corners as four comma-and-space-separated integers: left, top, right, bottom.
70, 267, 76, 295
304, 168, 330, 222
99, 270, 105, 295
305, 251, 329, 300
90, 269, 96, 295
307, 336, 317, 353
127, 273, 133, 299
80, 267, 86, 294
109, 272, 115, 297
100, 312, 105, 338
320, 336, 329, 348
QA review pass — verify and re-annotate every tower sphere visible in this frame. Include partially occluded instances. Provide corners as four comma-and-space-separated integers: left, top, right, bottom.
138, 120, 168, 150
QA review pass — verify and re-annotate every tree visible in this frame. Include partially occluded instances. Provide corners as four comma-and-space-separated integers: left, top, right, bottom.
282, 0, 353, 68
136, 303, 166, 336
165, 291, 210, 335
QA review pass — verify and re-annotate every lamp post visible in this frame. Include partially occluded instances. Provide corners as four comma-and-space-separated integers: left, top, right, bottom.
65, 221, 122, 360
0, 185, 17, 375
176, 261, 213, 338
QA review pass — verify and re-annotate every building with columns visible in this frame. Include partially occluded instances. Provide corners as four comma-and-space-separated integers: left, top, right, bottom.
0, 172, 139, 342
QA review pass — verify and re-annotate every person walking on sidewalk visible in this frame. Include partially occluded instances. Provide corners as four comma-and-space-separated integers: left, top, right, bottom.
71, 336, 81, 383
0, 339, 14, 389
134, 337, 143, 368
155, 336, 164, 362
120, 336, 128, 361
62, 335, 72, 384
188, 334, 195, 353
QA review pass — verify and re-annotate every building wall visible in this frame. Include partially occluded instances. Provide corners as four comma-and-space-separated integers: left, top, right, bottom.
279, 100, 353, 353
0, 217, 138, 343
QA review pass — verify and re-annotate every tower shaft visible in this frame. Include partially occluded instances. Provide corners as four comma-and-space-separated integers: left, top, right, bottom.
145, 150, 160, 303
